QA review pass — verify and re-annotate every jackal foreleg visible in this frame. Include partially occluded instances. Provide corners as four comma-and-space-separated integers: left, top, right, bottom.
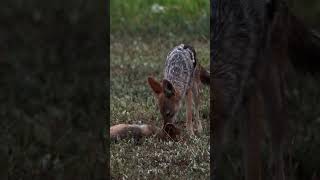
242, 86, 263, 180
186, 89, 195, 135
192, 81, 203, 134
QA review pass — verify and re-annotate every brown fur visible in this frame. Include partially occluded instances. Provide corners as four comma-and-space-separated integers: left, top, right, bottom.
110, 123, 181, 142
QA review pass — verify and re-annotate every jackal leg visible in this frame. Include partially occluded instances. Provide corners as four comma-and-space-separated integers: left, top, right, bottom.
212, 79, 228, 179
192, 82, 203, 134
260, 60, 287, 180
242, 87, 263, 180
263, 11, 289, 178
186, 89, 195, 135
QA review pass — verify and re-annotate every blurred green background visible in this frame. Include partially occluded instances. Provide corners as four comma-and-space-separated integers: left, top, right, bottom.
110, 0, 209, 39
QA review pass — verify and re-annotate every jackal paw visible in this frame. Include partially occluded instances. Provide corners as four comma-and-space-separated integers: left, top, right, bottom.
193, 120, 203, 134
186, 125, 195, 136
195, 123, 203, 134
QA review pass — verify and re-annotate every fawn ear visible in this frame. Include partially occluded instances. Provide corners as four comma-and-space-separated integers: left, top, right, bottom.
147, 76, 162, 95
162, 79, 175, 97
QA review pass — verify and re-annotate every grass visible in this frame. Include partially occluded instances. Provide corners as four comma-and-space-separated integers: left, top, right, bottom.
110, 36, 210, 179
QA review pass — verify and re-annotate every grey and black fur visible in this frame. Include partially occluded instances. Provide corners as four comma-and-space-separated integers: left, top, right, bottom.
164, 44, 197, 98
160, 44, 209, 135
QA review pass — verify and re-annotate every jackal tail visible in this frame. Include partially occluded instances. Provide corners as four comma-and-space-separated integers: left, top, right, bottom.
182, 44, 210, 85
198, 64, 210, 86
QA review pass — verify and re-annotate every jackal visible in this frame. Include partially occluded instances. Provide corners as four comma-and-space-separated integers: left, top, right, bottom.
148, 44, 209, 136
211, 0, 320, 179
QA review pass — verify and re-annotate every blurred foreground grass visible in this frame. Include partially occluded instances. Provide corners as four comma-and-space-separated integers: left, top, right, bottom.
0, 0, 106, 179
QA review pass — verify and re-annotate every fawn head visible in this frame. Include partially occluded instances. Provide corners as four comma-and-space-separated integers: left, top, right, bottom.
147, 76, 181, 126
